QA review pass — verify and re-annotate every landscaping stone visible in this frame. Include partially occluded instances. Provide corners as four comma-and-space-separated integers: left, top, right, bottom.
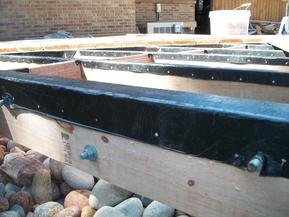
3, 153, 24, 162
17, 160, 45, 186
10, 191, 34, 213
0, 182, 5, 197
89, 179, 132, 209
64, 190, 90, 210
21, 185, 32, 194
6, 141, 29, 152
142, 201, 175, 217
5, 183, 21, 193
34, 202, 64, 217
59, 182, 72, 197
0, 137, 9, 147
81, 206, 96, 217
114, 197, 143, 217
26, 212, 34, 217
42, 158, 50, 170
0, 196, 9, 212
0, 145, 5, 163
25, 150, 47, 162
93, 197, 143, 217
51, 180, 61, 201
0, 170, 11, 184
10, 204, 25, 217
0, 211, 20, 217
31, 169, 52, 204
1, 155, 44, 186
62, 165, 94, 190
52, 206, 80, 217
49, 159, 64, 181
5, 191, 16, 200
10, 147, 26, 156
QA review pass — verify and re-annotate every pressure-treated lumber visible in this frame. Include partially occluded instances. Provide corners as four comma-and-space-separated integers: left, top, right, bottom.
0, 34, 267, 53
29, 61, 84, 79
84, 68, 289, 103
0, 107, 289, 217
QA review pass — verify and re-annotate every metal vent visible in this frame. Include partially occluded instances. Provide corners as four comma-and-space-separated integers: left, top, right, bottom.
148, 22, 183, 34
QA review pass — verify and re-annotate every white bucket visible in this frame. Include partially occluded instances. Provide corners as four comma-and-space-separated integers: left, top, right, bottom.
209, 10, 251, 35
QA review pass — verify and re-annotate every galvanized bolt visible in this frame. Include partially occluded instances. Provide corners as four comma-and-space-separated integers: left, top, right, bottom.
248, 154, 264, 173
0, 94, 15, 109
80, 145, 97, 161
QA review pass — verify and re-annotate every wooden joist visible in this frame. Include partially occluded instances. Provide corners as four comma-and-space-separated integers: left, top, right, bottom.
1, 107, 289, 217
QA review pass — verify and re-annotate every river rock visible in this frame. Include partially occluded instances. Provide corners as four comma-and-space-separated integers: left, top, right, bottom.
1, 154, 29, 179
6, 141, 29, 152
62, 166, 94, 190
81, 206, 96, 217
0, 197, 9, 212
25, 150, 47, 162
0, 211, 20, 217
34, 202, 64, 217
42, 158, 50, 170
5, 183, 21, 193
21, 185, 32, 194
64, 190, 90, 210
3, 153, 24, 163
93, 207, 124, 217
0, 182, 5, 197
0, 137, 9, 147
0, 170, 11, 184
10, 204, 25, 217
0, 145, 5, 163
31, 169, 52, 204
26, 212, 34, 217
49, 159, 64, 181
115, 197, 143, 217
10, 191, 34, 212
52, 206, 80, 217
142, 201, 175, 217
89, 179, 132, 209
1, 155, 44, 186
176, 215, 190, 217
17, 160, 46, 186
93, 198, 143, 217
10, 147, 26, 156
51, 181, 61, 201
5, 191, 16, 200
59, 182, 72, 196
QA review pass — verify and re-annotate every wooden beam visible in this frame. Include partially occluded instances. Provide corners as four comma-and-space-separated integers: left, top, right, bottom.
83, 68, 289, 103
29, 61, 85, 79
0, 34, 267, 53
0, 107, 289, 217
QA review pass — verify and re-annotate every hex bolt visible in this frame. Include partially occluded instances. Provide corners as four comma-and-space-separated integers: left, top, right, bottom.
248, 154, 265, 173
0, 94, 15, 109
80, 145, 97, 161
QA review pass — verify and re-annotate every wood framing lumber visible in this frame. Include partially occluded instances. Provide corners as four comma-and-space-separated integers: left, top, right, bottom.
1, 70, 289, 176
0, 107, 289, 217
0, 34, 268, 53
83, 68, 289, 103
29, 61, 85, 79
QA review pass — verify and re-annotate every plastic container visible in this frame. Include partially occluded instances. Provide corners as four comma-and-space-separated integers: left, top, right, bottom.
209, 10, 251, 35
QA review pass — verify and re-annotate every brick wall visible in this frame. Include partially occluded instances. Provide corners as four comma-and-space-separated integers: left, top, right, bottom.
0, 0, 136, 41
136, 0, 196, 32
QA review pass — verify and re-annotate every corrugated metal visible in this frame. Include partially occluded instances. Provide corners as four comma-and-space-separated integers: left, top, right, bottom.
212, 0, 287, 22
